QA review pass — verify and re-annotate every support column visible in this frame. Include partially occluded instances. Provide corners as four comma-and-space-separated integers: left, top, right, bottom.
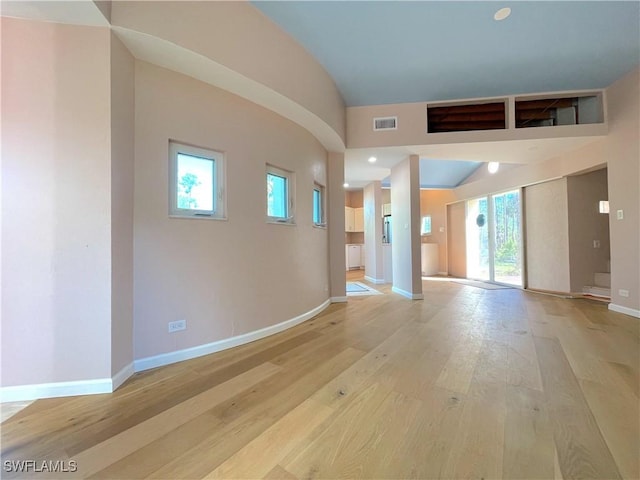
363, 181, 384, 283
327, 152, 346, 302
391, 155, 423, 299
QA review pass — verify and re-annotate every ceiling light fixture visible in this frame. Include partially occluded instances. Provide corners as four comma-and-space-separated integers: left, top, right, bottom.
494, 7, 511, 21
368, 156, 377, 163
343, 182, 349, 188
488, 162, 500, 174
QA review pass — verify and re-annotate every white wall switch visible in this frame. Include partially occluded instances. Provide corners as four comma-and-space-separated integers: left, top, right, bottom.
617, 209, 624, 220
439, 226, 445, 233
593, 240, 601, 248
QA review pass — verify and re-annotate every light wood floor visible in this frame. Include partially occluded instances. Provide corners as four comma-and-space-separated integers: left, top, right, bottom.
2, 274, 639, 479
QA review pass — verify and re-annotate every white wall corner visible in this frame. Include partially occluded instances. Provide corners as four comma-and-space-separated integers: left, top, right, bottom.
392, 286, 424, 300
364, 276, 385, 285
608, 303, 640, 318
111, 362, 135, 391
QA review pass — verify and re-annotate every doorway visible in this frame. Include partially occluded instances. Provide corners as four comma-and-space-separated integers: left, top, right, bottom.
466, 190, 523, 286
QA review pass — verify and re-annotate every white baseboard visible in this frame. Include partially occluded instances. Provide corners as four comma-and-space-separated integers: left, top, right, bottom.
364, 276, 385, 285
331, 296, 348, 303
0, 378, 112, 403
111, 362, 135, 391
438, 271, 448, 276
392, 286, 424, 300
134, 299, 332, 372
608, 303, 640, 318
1, 300, 332, 401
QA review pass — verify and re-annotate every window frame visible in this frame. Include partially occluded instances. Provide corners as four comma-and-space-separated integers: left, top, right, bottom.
313, 182, 326, 228
266, 164, 295, 224
169, 141, 226, 220
421, 215, 432, 235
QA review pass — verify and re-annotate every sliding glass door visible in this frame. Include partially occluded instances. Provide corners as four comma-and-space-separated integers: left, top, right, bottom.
492, 190, 522, 286
466, 197, 490, 281
466, 190, 522, 286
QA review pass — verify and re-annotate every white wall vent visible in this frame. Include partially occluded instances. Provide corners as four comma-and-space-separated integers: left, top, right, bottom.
373, 116, 397, 131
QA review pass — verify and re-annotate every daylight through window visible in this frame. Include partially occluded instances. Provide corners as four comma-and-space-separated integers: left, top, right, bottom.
267, 165, 294, 223
313, 183, 325, 226
170, 141, 225, 219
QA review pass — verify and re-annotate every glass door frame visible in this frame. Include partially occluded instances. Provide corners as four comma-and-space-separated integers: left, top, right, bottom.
465, 188, 524, 287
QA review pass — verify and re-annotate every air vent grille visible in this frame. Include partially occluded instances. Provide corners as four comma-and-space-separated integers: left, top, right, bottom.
373, 116, 397, 131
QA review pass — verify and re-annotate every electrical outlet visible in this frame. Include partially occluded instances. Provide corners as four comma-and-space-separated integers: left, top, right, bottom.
168, 319, 186, 333
618, 289, 629, 298
593, 240, 600, 248
617, 209, 624, 220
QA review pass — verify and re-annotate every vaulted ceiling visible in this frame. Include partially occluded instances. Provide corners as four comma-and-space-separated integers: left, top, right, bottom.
253, 1, 640, 107
255, 1, 639, 189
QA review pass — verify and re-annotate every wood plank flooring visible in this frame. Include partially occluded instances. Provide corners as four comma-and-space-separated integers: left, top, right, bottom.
2, 273, 638, 479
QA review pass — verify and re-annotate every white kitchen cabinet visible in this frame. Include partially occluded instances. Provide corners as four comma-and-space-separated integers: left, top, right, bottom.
346, 244, 362, 270
354, 207, 364, 232
360, 244, 365, 267
345, 207, 355, 232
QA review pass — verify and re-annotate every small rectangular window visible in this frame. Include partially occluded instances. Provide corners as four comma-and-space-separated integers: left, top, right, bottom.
267, 164, 295, 224
313, 183, 326, 226
169, 141, 225, 219
421, 215, 432, 235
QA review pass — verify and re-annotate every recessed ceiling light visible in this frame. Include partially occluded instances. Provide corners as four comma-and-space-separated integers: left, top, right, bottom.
494, 7, 511, 21
488, 162, 500, 174
368, 156, 377, 163
343, 182, 350, 188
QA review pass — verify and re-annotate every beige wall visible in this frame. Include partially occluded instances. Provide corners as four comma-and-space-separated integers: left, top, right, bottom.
420, 189, 456, 273
391, 155, 422, 297
111, 1, 345, 147
110, 32, 135, 376
525, 179, 571, 292
133, 62, 329, 359
347, 96, 605, 150
446, 202, 466, 278
449, 68, 639, 312
381, 188, 391, 205
328, 152, 346, 299
1, 18, 112, 385
605, 68, 639, 312
345, 190, 364, 208
567, 169, 610, 293
363, 182, 383, 281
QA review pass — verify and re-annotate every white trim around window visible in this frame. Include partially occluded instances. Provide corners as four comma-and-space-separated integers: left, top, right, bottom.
266, 164, 295, 224
313, 182, 326, 228
169, 141, 226, 220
